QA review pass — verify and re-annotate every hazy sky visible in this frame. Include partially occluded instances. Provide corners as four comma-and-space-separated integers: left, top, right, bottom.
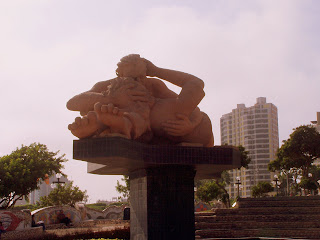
1, 0, 319, 203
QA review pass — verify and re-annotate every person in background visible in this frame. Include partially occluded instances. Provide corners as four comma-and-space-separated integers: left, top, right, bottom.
57, 210, 72, 227
31, 215, 46, 231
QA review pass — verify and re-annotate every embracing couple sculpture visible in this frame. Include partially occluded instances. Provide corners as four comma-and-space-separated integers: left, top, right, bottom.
67, 54, 214, 147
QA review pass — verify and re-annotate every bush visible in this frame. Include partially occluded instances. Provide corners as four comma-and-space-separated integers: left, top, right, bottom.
251, 182, 274, 198
299, 177, 318, 191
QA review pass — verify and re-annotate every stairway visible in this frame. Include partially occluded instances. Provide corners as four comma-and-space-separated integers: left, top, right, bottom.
195, 196, 320, 239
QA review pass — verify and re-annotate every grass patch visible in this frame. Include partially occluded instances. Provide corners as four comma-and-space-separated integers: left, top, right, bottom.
85, 203, 107, 211
13, 204, 41, 211
85, 202, 128, 211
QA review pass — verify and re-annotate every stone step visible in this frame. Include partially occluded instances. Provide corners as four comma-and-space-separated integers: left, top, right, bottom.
213, 206, 320, 216
238, 200, 320, 208
195, 212, 215, 217
195, 221, 320, 230
195, 197, 320, 239
238, 196, 320, 202
195, 222, 234, 230
196, 239, 296, 240
195, 214, 320, 222
238, 197, 320, 208
196, 228, 320, 239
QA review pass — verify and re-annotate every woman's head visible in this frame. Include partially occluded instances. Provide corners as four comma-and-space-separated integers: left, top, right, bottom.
107, 77, 155, 107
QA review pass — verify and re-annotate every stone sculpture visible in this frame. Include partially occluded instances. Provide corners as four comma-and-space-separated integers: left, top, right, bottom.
67, 54, 214, 147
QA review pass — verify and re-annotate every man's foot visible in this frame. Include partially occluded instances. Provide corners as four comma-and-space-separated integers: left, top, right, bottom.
94, 102, 132, 139
68, 111, 100, 139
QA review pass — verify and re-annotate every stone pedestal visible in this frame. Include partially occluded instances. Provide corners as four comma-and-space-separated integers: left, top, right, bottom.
73, 137, 241, 240
130, 166, 195, 240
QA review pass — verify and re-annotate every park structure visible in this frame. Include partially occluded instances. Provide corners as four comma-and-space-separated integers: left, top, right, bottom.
68, 54, 241, 240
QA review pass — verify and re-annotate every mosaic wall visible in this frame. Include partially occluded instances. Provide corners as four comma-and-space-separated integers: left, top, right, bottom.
32, 206, 81, 225
32, 204, 128, 225
77, 204, 128, 220
0, 210, 31, 231
0, 204, 128, 233
194, 202, 211, 212
103, 205, 127, 219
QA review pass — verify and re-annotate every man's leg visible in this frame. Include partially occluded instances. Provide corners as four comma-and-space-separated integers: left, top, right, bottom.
68, 111, 103, 139
94, 102, 133, 139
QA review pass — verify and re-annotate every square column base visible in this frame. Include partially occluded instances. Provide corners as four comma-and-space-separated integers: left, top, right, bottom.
130, 165, 196, 240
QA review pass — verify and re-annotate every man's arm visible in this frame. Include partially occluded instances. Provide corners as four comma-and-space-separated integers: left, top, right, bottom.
148, 77, 178, 99
144, 59, 205, 115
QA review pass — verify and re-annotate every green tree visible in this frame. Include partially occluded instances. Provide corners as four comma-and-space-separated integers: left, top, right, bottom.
251, 181, 274, 198
268, 125, 320, 195
115, 175, 130, 200
195, 145, 251, 207
196, 180, 224, 203
268, 125, 320, 177
0, 143, 66, 209
38, 181, 88, 207
238, 145, 251, 169
299, 177, 318, 193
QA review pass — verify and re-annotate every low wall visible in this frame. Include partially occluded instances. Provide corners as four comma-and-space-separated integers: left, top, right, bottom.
0, 209, 31, 231
77, 204, 105, 220
32, 205, 82, 225
76, 203, 128, 220
0, 204, 128, 234
32, 204, 129, 225
103, 205, 127, 219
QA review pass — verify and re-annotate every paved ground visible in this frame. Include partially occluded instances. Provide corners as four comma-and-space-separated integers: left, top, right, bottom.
47, 222, 129, 236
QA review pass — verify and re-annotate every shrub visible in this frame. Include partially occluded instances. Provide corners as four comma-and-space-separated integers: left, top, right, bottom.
251, 181, 274, 198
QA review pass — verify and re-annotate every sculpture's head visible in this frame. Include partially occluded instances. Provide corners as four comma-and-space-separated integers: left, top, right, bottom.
116, 54, 147, 80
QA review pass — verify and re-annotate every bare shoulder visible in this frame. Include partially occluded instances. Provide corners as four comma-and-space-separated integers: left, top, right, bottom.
148, 77, 166, 88
148, 77, 177, 99
90, 78, 116, 92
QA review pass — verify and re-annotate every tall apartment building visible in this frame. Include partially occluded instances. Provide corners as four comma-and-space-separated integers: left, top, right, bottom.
220, 97, 279, 198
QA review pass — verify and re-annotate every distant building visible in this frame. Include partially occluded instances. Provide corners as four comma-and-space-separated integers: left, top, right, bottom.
311, 112, 320, 132
220, 97, 279, 198
97, 197, 128, 204
29, 174, 70, 205
311, 112, 320, 166
1, 174, 70, 206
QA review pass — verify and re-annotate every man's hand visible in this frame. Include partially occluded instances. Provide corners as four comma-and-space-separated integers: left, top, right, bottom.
162, 113, 194, 136
142, 58, 158, 77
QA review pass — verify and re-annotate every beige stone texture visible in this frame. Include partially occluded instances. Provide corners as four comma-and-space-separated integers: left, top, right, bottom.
67, 54, 214, 147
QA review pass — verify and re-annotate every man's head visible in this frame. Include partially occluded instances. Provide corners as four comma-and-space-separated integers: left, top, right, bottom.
116, 54, 147, 79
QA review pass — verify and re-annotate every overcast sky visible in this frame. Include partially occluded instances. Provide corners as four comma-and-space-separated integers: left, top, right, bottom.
1, 0, 319, 203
